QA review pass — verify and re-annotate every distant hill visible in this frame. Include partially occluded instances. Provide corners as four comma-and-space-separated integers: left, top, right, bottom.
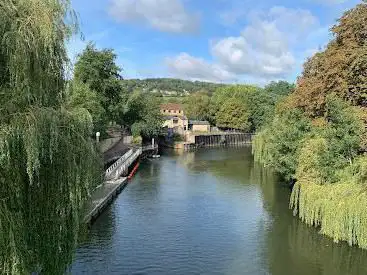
121, 78, 226, 96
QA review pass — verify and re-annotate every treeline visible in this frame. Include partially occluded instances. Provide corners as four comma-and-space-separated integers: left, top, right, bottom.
68, 43, 163, 141
121, 78, 226, 95
182, 81, 294, 132
253, 1, 367, 248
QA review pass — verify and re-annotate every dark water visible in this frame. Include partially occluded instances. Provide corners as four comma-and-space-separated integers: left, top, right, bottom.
70, 147, 367, 275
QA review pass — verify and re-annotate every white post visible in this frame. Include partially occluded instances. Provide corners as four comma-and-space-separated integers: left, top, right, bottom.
152, 138, 155, 148
96, 132, 100, 143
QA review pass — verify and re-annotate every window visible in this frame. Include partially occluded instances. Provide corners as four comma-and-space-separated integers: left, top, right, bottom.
173, 119, 178, 124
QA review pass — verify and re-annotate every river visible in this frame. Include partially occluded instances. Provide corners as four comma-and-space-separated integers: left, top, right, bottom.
70, 147, 367, 275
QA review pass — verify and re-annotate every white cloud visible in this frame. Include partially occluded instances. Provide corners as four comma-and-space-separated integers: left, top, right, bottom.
108, 0, 199, 34
165, 6, 320, 83
267, 6, 318, 33
211, 6, 318, 79
211, 35, 295, 78
165, 53, 235, 82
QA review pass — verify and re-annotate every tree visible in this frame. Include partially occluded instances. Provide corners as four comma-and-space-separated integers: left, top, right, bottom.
288, 1, 367, 116
183, 90, 211, 120
123, 91, 163, 140
253, 2, 367, 249
120, 78, 226, 94
247, 81, 295, 130
66, 81, 106, 132
216, 97, 251, 131
0, 1, 100, 274
253, 109, 312, 181
264, 81, 295, 99
74, 43, 124, 122
210, 85, 260, 129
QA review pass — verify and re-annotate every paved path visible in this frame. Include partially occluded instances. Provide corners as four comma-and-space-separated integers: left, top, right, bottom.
103, 138, 130, 164
82, 178, 128, 224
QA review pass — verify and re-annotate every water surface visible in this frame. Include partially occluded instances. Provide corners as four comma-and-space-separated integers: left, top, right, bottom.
70, 147, 367, 275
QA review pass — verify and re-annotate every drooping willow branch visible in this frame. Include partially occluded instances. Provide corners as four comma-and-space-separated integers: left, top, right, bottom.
0, 1, 101, 274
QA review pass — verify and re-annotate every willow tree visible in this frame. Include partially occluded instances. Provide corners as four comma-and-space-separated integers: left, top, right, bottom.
0, 1, 101, 274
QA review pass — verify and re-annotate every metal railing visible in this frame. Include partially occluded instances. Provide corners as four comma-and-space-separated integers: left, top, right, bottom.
105, 144, 158, 181
105, 149, 133, 178
105, 148, 143, 181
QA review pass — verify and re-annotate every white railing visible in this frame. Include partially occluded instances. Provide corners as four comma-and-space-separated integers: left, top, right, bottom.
105, 148, 143, 181
105, 149, 133, 177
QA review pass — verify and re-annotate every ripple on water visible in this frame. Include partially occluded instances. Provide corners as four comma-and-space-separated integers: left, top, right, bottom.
71, 148, 367, 275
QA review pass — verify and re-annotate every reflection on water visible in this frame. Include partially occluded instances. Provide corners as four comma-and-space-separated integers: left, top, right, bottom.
70, 147, 367, 275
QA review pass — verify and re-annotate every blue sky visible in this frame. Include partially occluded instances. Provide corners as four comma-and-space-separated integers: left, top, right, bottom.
67, 0, 361, 84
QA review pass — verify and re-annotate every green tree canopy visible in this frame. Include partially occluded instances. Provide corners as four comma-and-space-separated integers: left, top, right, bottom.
253, 109, 312, 181
216, 97, 252, 131
123, 91, 163, 140
73, 43, 123, 122
183, 90, 211, 121
288, 1, 367, 116
66, 81, 106, 132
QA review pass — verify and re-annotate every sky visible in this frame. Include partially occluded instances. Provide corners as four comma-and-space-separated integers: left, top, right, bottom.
67, 0, 361, 85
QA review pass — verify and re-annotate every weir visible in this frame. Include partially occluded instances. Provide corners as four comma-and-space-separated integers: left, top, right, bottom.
193, 133, 253, 148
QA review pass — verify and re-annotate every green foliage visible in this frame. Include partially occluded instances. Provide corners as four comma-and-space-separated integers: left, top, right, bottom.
289, 1, 367, 115
264, 81, 295, 99
216, 97, 251, 131
0, 108, 101, 275
121, 78, 226, 95
183, 91, 211, 121
210, 82, 293, 131
316, 95, 363, 181
132, 135, 143, 145
125, 91, 163, 139
251, 81, 294, 129
0, 0, 101, 274
0, 0, 77, 115
295, 137, 329, 184
210, 85, 260, 130
66, 81, 106, 132
290, 169, 367, 248
73, 43, 124, 122
254, 1, 367, 248
211, 85, 259, 114
295, 96, 364, 185
253, 109, 312, 181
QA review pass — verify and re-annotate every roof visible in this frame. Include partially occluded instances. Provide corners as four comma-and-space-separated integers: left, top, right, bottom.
160, 103, 183, 111
189, 120, 210, 125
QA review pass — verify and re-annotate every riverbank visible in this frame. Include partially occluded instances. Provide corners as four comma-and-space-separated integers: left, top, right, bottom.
71, 147, 367, 275
82, 178, 129, 225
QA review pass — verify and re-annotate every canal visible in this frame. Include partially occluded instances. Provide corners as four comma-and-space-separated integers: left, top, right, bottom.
70, 147, 367, 275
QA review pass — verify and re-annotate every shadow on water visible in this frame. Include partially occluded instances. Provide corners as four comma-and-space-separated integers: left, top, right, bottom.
252, 162, 367, 275
176, 146, 367, 275
71, 146, 367, 275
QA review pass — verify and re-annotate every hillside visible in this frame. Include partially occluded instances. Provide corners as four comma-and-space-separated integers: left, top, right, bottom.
121, 78, 226, 96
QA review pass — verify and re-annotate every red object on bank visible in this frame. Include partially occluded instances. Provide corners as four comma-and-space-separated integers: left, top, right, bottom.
128, 162, 140, 180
